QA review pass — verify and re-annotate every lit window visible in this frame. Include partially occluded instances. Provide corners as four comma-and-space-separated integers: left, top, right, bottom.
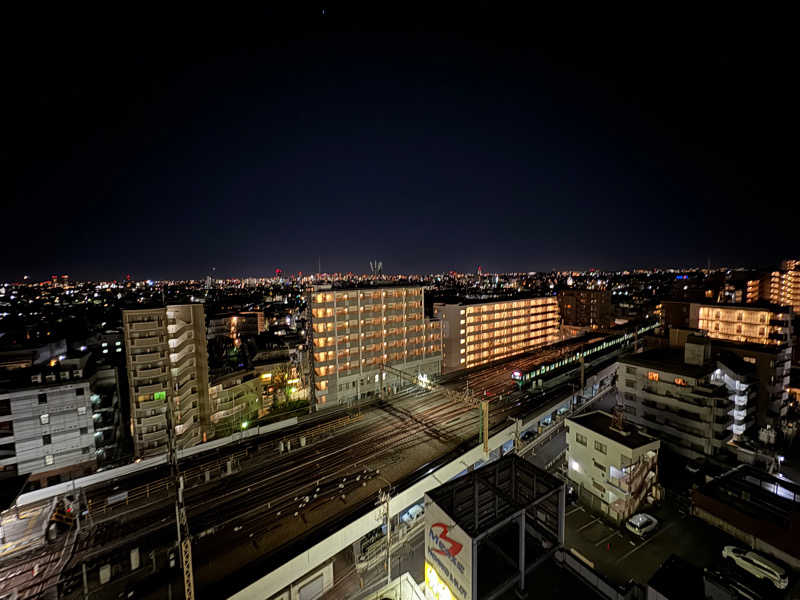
44, 454, 54, 466
647, 372, 659, 382
674, 378, 686, 386
77, 406, 87, 415
40, 414, 50, 425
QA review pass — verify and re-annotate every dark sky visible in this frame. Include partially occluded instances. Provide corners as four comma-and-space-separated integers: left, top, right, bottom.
2, 8, 794, 280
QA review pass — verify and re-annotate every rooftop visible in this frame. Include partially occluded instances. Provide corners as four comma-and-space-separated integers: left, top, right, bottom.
568, 410, 658, 449
617, 348, 714, 379
427, 453, 564, 538
433, 293, 557, 307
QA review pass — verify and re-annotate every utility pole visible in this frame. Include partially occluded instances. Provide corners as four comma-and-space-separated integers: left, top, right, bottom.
165, 399, 195, 600
376, 485, 392, 585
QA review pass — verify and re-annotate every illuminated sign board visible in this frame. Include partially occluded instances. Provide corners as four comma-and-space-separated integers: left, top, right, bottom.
424, 495, 473, 600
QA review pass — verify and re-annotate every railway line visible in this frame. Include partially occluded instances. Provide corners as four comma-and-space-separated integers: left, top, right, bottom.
5, 333, 626, 599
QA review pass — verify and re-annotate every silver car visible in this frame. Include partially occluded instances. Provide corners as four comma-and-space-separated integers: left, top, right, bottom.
722, 546, 788, 590
625, 513, 658, 537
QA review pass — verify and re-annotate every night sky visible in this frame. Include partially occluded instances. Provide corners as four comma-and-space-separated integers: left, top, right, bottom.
3, 8, 794, 280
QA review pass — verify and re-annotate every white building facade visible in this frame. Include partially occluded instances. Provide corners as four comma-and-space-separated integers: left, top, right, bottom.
566, 410, 660, 523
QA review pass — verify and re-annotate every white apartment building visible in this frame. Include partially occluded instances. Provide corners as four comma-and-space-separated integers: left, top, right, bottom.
0, 359, 96, 489
617, 337, 740, 458
695, 304, 792, 346
310, 286, 442, 408
122, 304, 210, 457
566, 410, 660, 524
434, 296, 560, 372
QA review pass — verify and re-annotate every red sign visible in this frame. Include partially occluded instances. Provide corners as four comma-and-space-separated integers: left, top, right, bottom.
430, 523, 463, 557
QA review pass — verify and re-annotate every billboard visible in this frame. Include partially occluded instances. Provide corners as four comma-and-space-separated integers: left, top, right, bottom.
424, 495, 473, 600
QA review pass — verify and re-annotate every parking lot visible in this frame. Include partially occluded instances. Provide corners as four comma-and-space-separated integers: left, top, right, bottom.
564, 500, 736, 586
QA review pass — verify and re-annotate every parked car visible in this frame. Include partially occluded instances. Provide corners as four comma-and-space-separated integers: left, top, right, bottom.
625, 513, 659, 538
722, 546, 789, 590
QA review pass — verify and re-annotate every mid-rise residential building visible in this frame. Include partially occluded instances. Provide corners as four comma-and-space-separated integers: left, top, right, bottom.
709, 339, 792, 428
764, 260, 800, 314
558, 289, 613, 328
566, 410, 660, 524
617, 336, 740, 458
208, 370, 263, 438
122, 304, 210, 457
310, 285, 441, 408
660, 300, 793, 346
207, 311, 265, 343
0, 354, 98, 488
434, 296, 559, 372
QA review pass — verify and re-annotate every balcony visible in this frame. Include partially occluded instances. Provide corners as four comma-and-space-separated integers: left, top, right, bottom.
131, 320, 160, 332
641, 413, 709, 445
135, 366, 165, 378
131, 335, 163, 348
136, 413, 165, 428
140, 429, 166, 442
133, 352, 163, 363
639, 386, 712, 415
177, 406, 199, 425
135, 382, 167, 395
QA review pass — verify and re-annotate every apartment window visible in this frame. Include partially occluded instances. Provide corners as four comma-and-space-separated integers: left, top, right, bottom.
743, 356, 756, 364
647, 372, 659, 382
625, 379, 635, 388
593, 459, 606, 472
77, 406, 87, 416
79, 427, 88, 435
674, 378, 687, 386
592, 481, 605, 494
44, 454, 54, 466
42, 434, 51, 445
38, 393, 47, 404
40, 414, 50, 425
625, 366, 636, 375
82, 447, 90, 454
75, 388, 84, 397
624, 405, 636, 416
576, 433, 587, 446
594, 440, 607, 454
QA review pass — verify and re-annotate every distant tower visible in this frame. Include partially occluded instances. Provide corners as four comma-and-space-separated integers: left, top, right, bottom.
477, 265, 483, 276
370, 260, 383, 275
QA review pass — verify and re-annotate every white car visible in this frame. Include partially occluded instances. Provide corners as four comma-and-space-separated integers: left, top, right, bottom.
722, 546, 789, 590
625, 513, 658, 537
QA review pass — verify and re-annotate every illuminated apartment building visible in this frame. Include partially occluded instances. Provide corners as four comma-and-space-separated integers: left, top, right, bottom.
661, 300, 792, 346
695, 304, 792, 346
765, 260, 800, 314
310, 286, 442, 408
434, 297, 560, 372
122, 304, 210, 457
207, 311, 265, 345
